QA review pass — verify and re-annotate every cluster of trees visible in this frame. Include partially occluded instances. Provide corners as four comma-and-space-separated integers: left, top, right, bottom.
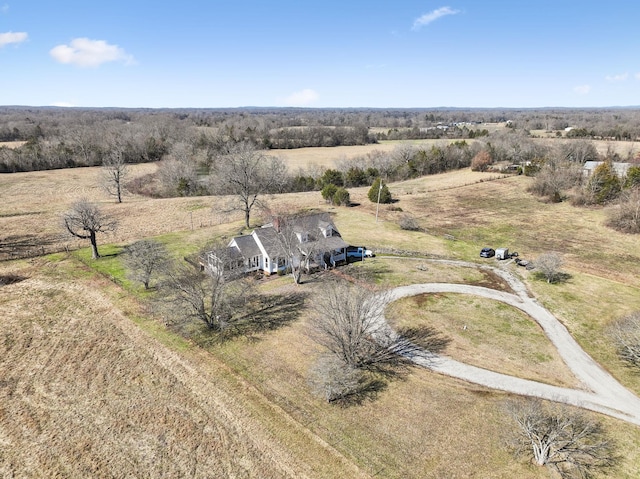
527, 157, 640, 233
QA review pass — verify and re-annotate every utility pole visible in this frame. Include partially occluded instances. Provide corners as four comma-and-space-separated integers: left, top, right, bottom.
375, 179, 383, 222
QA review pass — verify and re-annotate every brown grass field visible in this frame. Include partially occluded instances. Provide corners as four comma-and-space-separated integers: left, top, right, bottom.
268, 139, 464, 170
2, 151, 640, 477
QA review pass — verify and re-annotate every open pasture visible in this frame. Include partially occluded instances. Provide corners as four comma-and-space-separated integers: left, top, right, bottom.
2, 145, 640, 477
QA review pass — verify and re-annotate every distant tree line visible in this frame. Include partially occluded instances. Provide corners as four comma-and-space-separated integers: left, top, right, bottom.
3, 106, 640, 174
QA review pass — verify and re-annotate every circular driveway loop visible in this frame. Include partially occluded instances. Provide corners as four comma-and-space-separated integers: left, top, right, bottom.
375, 261, 640, 426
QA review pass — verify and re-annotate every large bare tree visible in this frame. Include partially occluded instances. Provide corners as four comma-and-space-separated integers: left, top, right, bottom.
62, 199, 117, 259
505, 399, 616, 478
210, 143, 287, 228
308, 280, 447, 403
310, 280, 444, 371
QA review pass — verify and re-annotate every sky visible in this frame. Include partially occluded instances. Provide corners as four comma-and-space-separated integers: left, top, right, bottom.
1, 1, 639, 109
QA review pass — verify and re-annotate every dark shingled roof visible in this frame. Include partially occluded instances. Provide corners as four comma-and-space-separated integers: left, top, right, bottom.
252, 226, 287, 257
231, 234, 261, 258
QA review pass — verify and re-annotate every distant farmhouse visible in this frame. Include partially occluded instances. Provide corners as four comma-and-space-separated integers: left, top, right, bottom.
202, 213, 350, 277
582, 161, 631, 178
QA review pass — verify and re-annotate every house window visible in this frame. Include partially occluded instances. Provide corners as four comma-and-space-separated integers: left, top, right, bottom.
265, 257, 269, 269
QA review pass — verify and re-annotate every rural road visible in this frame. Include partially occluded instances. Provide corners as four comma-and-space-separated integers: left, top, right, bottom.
374, 260, 640, 426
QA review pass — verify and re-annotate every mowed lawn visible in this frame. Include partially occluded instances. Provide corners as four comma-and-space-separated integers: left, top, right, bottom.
2, 148, 640, 477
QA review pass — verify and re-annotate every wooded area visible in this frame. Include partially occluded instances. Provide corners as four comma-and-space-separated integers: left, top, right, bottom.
2, 106, 640, 172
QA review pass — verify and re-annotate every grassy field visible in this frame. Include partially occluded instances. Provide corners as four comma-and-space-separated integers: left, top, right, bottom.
2, 150, 640, 477
268, 138, 471, 170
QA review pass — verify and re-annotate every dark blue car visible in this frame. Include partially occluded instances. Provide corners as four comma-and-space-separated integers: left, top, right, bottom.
480, 247, 495, 258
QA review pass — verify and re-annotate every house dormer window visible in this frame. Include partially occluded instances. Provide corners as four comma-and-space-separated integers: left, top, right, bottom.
296, 232, 308, 243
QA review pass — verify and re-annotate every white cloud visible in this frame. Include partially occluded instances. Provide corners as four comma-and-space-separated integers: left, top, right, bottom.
635, 72, 640, 80
283, 88, 319, 107
412, 6, 460, 30
574, 84, 591, 95
50, 38, 135, 67
605, 73, 628, 82
0, 31, 27, 47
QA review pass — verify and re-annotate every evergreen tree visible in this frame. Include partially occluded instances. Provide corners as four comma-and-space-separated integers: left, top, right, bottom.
368, 178, 392, 204
588, 161, 621, 204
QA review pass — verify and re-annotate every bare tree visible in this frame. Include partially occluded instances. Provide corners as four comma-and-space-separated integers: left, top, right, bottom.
308, 355, 365, 403
210, 143, 287, 228
533, 252, 564, 283
123, 239, 168, 289
529, 159, 583, 202
310, 280, 442, 371
62, 199, 117, 259
260, 210, 332, 284
161, 262, 229, 330
505, 399, 616, 478
160, 244, 255, 331
606, 187, 640, 233
608, 311, 640, 368
308, 280, 448, 403
556, 140, 599, 164
102, 148, 128, 203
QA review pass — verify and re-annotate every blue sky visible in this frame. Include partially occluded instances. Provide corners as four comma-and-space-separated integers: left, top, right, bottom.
1, 1, 639, 108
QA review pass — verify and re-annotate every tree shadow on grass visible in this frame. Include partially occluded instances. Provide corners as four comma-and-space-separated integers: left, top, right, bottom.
533, 271, 573, 284
366, 325, 452, 379
0, 274, 28, 286
205, 291, 308, 344
330, 377, 388, 407
329, 326, 451, 406
0, 233, 61, 260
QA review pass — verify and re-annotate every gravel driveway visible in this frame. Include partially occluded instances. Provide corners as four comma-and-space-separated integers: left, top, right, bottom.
374, 261, 640, 426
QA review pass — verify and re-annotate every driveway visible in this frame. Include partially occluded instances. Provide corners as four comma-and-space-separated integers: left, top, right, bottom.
374, 261, 640, 426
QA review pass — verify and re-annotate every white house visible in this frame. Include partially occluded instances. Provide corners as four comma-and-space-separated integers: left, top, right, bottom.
203, 213, 349, 276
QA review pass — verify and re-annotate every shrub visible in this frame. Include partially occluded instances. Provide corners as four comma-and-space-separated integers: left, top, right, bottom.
470, 150, 492, 172
321, 183, 338, 203
624, 166, 640, 189
398, 215, 421, 231
332, 187, 351, 206
606, 188, 640, 233
368, 178, 392, 204
320, 169, 343, 187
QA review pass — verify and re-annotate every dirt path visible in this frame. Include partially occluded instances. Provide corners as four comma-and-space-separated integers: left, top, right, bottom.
375, 261, 640, 426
